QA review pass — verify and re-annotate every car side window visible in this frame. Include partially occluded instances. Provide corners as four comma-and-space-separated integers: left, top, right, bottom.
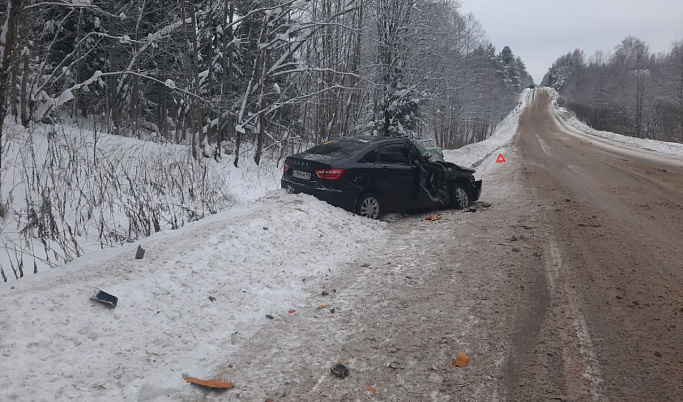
378, 143, 410, 165
407, 146, 422, 166
359, 149, 378, 164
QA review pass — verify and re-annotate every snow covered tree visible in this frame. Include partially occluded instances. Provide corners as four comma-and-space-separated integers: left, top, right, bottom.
0, 0, 535, 164
547, 37, 681, 142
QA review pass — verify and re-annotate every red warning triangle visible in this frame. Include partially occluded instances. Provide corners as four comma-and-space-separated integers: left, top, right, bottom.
496, 153, 506, 163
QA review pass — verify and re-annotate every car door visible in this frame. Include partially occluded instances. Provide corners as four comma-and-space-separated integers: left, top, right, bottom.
406, 144, 424, 204
376, 142, 415, 211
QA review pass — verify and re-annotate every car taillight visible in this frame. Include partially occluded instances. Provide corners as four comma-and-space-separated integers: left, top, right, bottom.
315, 169, 344, 180
283, 162, 290, 173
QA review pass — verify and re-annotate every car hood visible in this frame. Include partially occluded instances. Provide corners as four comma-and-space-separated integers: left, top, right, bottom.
451, 163, 475, 174
432, 161, 476, 175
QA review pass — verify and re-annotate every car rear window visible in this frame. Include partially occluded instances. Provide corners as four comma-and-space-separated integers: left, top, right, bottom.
306, 140, 364, 159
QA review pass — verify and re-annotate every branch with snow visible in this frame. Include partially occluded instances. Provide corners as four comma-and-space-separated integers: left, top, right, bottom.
22, 1, 123, 19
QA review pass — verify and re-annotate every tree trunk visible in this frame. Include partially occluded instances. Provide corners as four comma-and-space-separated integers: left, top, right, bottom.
72, 8, 84, 125
235, 10, 268, 168
343, 0, 364, 136
8, 50, 18, 120
160, 85, 168, 139
20, 47, 29, 126
254, 43, 269, 165
216, 0, 235, 160
187, 0, 203, 158
255, 112, 265, 165
0, 0, 23, 202
131, 74, 140, 138
12, 1, 30, 123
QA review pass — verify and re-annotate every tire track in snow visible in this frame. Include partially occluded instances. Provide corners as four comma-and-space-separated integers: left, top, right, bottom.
546, 240, 607, 402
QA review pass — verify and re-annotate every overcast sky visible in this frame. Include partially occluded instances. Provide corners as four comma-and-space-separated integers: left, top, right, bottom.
459, 0, 683, 83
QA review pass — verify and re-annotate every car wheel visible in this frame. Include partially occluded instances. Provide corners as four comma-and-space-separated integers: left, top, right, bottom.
356, 193, 382, 220
450, 184, 470, 209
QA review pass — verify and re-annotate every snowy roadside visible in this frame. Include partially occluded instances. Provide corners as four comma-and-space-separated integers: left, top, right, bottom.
0, 88, 535, 402
0, 191, 384, 402
443, 89, 532, 169
546, 88, 683, 165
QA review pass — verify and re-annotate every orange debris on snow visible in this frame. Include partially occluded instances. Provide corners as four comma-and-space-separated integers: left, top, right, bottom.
183, 376, 233, 389
453, 353, 470, 367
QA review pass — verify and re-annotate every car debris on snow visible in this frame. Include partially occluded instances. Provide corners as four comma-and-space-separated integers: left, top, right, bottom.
90, 289, 118, 308
578, 223, 602, 228
183, 375, 233, 389
135, 245, 145, 259
331, 364, 349, 378
453, 353, 470, 367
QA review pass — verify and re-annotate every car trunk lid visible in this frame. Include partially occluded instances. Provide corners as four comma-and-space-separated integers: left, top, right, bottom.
284, 155, 332, 185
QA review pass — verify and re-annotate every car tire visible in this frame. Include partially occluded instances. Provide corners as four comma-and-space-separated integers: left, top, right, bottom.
450, 184, 470, 209
356, 193, 382, 220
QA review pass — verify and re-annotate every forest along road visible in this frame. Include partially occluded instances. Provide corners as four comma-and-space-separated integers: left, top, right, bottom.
187, 90, 682, 402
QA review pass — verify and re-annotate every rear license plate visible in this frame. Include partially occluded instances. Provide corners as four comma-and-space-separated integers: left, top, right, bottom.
292, 170, 311, 180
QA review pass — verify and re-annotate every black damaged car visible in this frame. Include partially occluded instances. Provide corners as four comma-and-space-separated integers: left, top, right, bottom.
281, 136, 482, 219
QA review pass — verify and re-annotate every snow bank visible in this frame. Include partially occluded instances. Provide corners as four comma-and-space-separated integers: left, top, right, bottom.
443, 89, 532, 168
546, 89, 683, 162
0, 120, 282, 282
0, 190, 384, 402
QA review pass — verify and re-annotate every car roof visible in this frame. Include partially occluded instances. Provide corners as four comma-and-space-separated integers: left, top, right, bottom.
332, 135, 408, 145
335, 135, 389, 143
296, 136, 406, 161
328, 136, 410, 154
